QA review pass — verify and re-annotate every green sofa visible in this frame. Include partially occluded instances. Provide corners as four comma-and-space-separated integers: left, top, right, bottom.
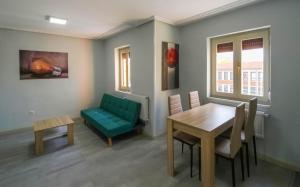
81, 93, 141, 146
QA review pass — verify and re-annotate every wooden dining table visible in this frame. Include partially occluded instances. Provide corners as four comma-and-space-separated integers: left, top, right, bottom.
166, 103, 236, 187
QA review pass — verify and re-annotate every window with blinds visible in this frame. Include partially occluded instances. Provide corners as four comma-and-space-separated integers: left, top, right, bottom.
210, 28, 270, 103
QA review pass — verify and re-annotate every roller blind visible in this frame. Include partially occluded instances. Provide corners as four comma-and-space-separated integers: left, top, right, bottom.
242, 38, 263, 50
217, 42, 233, 53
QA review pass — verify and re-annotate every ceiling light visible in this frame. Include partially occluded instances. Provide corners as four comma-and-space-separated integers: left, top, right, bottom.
47, 16, 67, 25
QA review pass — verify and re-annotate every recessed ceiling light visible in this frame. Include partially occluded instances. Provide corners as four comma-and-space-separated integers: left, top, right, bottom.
46, 16, 67, 25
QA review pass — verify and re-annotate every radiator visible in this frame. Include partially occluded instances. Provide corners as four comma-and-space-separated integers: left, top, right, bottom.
254, 111, 267, 139
110, 91, 149, 122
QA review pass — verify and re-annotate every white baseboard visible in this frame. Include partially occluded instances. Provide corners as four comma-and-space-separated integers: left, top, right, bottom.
0, 117, 82, 135
0, 126, 32, 136
258, 153, 300, 173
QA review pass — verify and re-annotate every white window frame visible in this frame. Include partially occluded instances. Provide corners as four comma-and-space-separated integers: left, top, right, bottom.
210, 28, 270, 104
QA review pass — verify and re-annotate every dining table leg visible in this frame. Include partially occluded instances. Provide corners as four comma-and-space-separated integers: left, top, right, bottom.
201, 134, 215, 187
167, 119, 174, 176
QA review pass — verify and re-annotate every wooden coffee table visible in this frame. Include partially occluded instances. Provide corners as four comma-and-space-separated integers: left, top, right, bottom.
33, 115, 74, 155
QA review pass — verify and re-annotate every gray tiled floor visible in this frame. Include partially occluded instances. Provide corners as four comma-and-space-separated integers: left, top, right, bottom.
0, 120, 296, 187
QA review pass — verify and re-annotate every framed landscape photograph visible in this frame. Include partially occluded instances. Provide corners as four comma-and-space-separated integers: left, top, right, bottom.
162, 42, 179, 90
19, 50, 68, 80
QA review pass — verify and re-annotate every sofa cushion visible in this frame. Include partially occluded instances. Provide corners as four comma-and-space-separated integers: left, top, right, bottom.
100, 94, 141, 125
81, 108, 133, 137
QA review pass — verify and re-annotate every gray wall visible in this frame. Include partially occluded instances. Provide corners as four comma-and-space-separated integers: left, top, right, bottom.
0, 29, 102, 131
100, 20, 180, 136
100, 21, 155, 135
179, 0, 300, 168
92, 40, 105, 105
153, 20, 180, 136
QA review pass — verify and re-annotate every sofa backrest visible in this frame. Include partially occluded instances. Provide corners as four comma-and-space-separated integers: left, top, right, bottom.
100, 94, 141, 125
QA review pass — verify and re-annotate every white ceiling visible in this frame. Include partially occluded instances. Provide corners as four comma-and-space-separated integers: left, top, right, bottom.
0, 0, 262, 39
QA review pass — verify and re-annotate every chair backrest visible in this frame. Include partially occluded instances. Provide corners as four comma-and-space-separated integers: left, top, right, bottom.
230, 103, 245, 158
244, 97, 258, 142
168, 94, 183, 115
188, 91, 200, 109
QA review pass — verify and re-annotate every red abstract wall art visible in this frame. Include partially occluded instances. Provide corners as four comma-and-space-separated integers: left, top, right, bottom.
162, 42, 179, 90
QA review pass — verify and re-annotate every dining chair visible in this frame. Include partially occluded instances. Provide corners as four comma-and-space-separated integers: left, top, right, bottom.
215, 103, 246, 187
188, 90, 202, 176
242, 97, 258, 177
188, 91, 201, 109
168, 94, 199, 177
221, 98, 258, 177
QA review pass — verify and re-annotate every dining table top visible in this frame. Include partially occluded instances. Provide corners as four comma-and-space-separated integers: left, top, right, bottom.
167, 103, 236, 133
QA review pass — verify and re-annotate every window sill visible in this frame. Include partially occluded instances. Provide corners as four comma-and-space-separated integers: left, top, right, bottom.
207, 96, 271, 114
114, 90, 131, 95
110, 90, 132, 100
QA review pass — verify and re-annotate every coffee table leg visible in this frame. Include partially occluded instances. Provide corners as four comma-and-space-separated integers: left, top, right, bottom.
67, 123, 74, 145
35, 131, 44, 155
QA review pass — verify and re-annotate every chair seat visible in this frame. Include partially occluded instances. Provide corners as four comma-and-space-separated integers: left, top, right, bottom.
241, 131, 246, 142
173, 131, 199, 145
215, 137, 231, 158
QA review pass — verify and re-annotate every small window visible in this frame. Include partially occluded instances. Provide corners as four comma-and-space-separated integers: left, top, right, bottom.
118, 47, 131, 91
224, 72, 229, 80
224, 84, 229, 92
250, 87, 256, 95
251, 72, 257, 81
217, 85, 222, 92
210, 28, 270, 103
243, 72, 248, 81
230, 84, 233, 93
258, 72, 263, 81
218, 72, 222, 80
230, 72, 233, 80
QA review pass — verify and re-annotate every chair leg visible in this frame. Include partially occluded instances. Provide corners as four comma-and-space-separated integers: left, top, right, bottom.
231, 158, 236, 187
240, 148, 245, 181
245, 143, 250, 177
181, 143, 184, 153
253, 136, 258, 165
190, 145, 193, 178
198, 146, 201, 180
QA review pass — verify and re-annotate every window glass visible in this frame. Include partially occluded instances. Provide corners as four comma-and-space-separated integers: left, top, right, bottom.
216, 42, 234, 93
241, 38, 264, 96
